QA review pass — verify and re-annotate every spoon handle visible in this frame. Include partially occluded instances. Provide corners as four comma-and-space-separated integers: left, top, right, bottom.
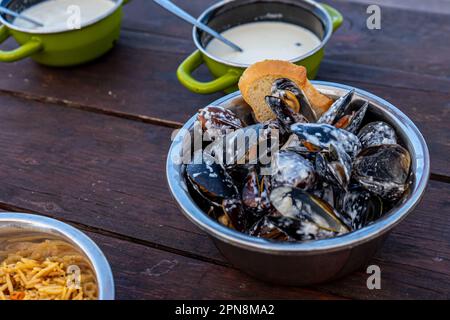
0, 6, 44, 27
153, 0, 243, 52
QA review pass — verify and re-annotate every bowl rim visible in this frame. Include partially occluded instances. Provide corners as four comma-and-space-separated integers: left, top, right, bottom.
0, 212, 115, 299
192, 0, 334, 68
0, 0, 124, 35
167, 81, 430, 255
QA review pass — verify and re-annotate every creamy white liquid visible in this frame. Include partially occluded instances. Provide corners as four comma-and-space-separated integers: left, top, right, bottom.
206, 21, 321, 65
13, 0, 116, 32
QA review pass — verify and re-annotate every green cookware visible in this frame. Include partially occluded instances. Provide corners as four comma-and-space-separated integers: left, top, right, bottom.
177, 0, 343, 94
0, 0, 129, 66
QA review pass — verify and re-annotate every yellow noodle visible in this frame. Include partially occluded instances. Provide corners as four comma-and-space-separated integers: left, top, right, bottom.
0, 239, 98, 300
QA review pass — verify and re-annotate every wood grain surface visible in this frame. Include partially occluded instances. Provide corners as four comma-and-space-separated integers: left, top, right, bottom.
0, 0, 448, 299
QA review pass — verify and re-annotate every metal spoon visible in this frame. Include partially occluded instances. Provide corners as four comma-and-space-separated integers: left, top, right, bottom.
0, 6, 44, 27
153, 0, 243, 52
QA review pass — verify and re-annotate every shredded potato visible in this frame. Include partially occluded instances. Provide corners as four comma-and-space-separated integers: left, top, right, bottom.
0, 238, 98, 300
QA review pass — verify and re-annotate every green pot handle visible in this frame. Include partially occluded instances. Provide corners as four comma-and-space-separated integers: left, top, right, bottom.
177, 50, 240, 94
321, 3, 344, 32
0, 25, 43, 63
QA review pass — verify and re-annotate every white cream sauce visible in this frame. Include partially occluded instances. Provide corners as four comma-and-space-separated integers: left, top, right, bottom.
205, 21, 321, 65
13, 0, 116, 32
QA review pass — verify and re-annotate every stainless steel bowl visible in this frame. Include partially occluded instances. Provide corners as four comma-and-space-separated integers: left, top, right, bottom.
166, 81, 430, 285
0, 213, 115, 299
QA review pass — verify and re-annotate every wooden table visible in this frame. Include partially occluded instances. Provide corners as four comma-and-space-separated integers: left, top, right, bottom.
0, 0, 449, 300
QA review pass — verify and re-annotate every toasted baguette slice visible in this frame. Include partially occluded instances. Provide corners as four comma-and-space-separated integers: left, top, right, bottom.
238, 60, 333, 122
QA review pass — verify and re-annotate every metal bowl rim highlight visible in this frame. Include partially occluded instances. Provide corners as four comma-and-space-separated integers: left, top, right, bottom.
166, 81, 430, 255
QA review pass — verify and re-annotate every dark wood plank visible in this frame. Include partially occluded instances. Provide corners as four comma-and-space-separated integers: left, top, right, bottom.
0, 93, 222, 261
0, 31, 216, 126
94, 181, 450, 300
84, 232, 341, 300
344, 0, 450, 14
0, 94, 449, 299
0, 0, 449, 122
0, 71, 448, 178
322, 0, 450, 78
0, 39, 449, 176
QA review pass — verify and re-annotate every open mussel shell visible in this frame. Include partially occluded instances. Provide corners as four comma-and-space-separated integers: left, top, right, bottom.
358, 121, 398, 149
265, 96, 307, 133
317, 90, 369, 134
271, 78, 318, 122
353, 144, 411, 201
271, 150, 317, 190
269, 186, 351, 234
337, 101, 369, 134
290, 123, 362, 158
318, 89, 355, 125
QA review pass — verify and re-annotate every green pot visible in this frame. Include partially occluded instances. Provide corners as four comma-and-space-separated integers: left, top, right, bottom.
0, 0, 129, 66
177, 0, 343, 94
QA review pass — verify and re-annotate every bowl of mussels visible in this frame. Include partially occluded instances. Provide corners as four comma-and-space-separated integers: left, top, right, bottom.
167, 80, 430, 285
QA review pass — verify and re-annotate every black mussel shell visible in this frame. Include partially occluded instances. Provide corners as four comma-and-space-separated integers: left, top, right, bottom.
337, 186, 384, 230
186, 163, 238, 205
290, 123, 362, 158
271, 78, 317, 122
353, 144, 411, 201
358, 121, 397, 149
197, 105, 243, 138
270, 186, 351, 233
265, 96, 307, 134
312, 181, 337, 208
318, 89, 355, 125
250, 215, 335, 242
241, 166, 272, 217
204, 121, 282, 166
315, 144, 353, 190
271, 150, 317, 190
222, 198, 248, 232
336, 101, 369, 134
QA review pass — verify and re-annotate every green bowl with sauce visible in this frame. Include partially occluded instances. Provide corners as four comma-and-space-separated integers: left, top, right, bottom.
0, 0, 129, 66
177, 0, 343, 94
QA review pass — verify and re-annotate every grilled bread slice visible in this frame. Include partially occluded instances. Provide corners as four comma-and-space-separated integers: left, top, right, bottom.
238, 60, 333, 122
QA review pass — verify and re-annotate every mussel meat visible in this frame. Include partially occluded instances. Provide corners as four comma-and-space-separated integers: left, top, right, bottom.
271, 78, 317, 122
318, 90, 368, 134
265, 96, 308, 133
